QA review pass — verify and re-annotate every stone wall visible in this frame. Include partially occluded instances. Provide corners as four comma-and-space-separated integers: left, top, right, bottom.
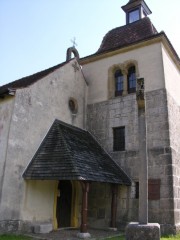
0, 59, 87, 229
88, 183, 111, 228
146, 89, 174, 234
87, 93, 139, 228
0, 97, 15, 211
88, 182, 130, 230
87, 88, 174, 234
167, 92, 180, 230
82, 42, 165, 105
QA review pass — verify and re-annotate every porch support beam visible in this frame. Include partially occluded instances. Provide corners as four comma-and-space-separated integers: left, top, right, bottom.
77, 181, 91, 238
110, 184, 118, 229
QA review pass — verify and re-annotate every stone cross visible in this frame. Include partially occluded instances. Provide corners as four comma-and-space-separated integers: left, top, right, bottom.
71, 37, 77, 48
126, 79, 160, 239
136, 78, 148, 224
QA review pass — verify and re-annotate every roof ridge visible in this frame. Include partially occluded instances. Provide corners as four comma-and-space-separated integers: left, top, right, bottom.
0, 59, 75, 93
23, 119, 81, 179
56, 121, 81, 177
54, 119, 86, 133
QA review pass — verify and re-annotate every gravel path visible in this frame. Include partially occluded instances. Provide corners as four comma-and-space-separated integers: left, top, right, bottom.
26, 228, 123, 240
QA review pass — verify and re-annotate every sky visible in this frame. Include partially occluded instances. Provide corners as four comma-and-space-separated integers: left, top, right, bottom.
0, 0, 180, 86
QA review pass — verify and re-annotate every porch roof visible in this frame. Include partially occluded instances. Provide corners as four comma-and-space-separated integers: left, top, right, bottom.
23, 119, 131, 185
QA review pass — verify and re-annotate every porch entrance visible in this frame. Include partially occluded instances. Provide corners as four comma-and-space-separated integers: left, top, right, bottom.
56, 180, 72, 228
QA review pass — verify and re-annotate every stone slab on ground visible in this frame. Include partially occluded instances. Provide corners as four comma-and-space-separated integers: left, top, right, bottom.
125, 222, 160, 240
26, 228, 123, 240
76, 232, 91, 239
34, 223, 53, 234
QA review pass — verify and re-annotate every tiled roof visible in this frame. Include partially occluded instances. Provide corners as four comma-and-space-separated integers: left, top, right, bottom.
0, 61, 68, 96
97, 17, 158, 54
23, 119, 131, 185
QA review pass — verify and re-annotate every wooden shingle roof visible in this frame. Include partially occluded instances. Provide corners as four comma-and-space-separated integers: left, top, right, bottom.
23, 119, 131, 185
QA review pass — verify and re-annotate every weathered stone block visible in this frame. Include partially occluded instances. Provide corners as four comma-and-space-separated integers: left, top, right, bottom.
149, 211, 160, 223
160, 210, 174, 224
33, 223, 52, 234
125, 222, 160, 240
77, 232, 91, 238
149, 200, 160, 210
160, 198, 174, 209
160, 185, 174, 198
0, 220, 20, 233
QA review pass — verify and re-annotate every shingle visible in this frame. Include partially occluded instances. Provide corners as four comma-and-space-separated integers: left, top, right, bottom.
23, 119, 131, 185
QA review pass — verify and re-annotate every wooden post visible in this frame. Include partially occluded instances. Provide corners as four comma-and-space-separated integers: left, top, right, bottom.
80, 181, 90, 233
110, 184, 118, 229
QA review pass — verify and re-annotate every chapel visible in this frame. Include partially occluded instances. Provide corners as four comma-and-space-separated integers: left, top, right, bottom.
0, 0, 180, 236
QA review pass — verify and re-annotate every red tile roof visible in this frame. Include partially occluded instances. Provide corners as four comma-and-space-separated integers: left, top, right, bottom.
97, 17, 157, 54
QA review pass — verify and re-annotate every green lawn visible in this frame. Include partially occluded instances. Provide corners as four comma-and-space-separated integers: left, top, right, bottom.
161, 235, 180, 240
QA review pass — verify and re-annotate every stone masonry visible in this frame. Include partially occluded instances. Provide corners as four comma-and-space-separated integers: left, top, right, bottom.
87, 88, 175, 234
167, 92, 180, 232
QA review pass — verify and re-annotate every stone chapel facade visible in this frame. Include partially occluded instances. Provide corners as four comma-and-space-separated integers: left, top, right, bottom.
0, 0, 180, 236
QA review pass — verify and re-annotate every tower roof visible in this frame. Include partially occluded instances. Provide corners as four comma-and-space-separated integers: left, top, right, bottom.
97, 17, 157, 54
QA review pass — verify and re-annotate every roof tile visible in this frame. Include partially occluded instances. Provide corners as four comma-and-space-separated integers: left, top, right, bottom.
97, 17, 158, 54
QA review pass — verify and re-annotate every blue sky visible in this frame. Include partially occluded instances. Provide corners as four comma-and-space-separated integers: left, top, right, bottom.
0, 0, 180, 86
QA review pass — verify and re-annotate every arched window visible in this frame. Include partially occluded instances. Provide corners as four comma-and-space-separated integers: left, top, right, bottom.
128, 66, 136, 93
115, 70, 124, 96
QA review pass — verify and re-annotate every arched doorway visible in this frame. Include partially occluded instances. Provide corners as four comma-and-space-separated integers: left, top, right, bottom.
56, 180, 72, 228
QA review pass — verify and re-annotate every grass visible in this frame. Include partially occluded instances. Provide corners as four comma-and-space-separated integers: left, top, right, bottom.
0, 235, 32, 240
161, 235, 180, 240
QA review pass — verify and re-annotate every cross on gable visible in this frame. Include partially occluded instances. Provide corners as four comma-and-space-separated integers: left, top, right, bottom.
72, 62, 79, 72
71, 37, 77, 48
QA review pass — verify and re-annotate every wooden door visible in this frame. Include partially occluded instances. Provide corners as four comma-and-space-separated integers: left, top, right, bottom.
56, 180, 72, 228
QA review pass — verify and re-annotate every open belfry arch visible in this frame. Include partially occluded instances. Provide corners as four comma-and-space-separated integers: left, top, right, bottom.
23, 120, 131, 237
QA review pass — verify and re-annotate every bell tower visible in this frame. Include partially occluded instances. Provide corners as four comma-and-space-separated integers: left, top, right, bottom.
122, 0, 152, 24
